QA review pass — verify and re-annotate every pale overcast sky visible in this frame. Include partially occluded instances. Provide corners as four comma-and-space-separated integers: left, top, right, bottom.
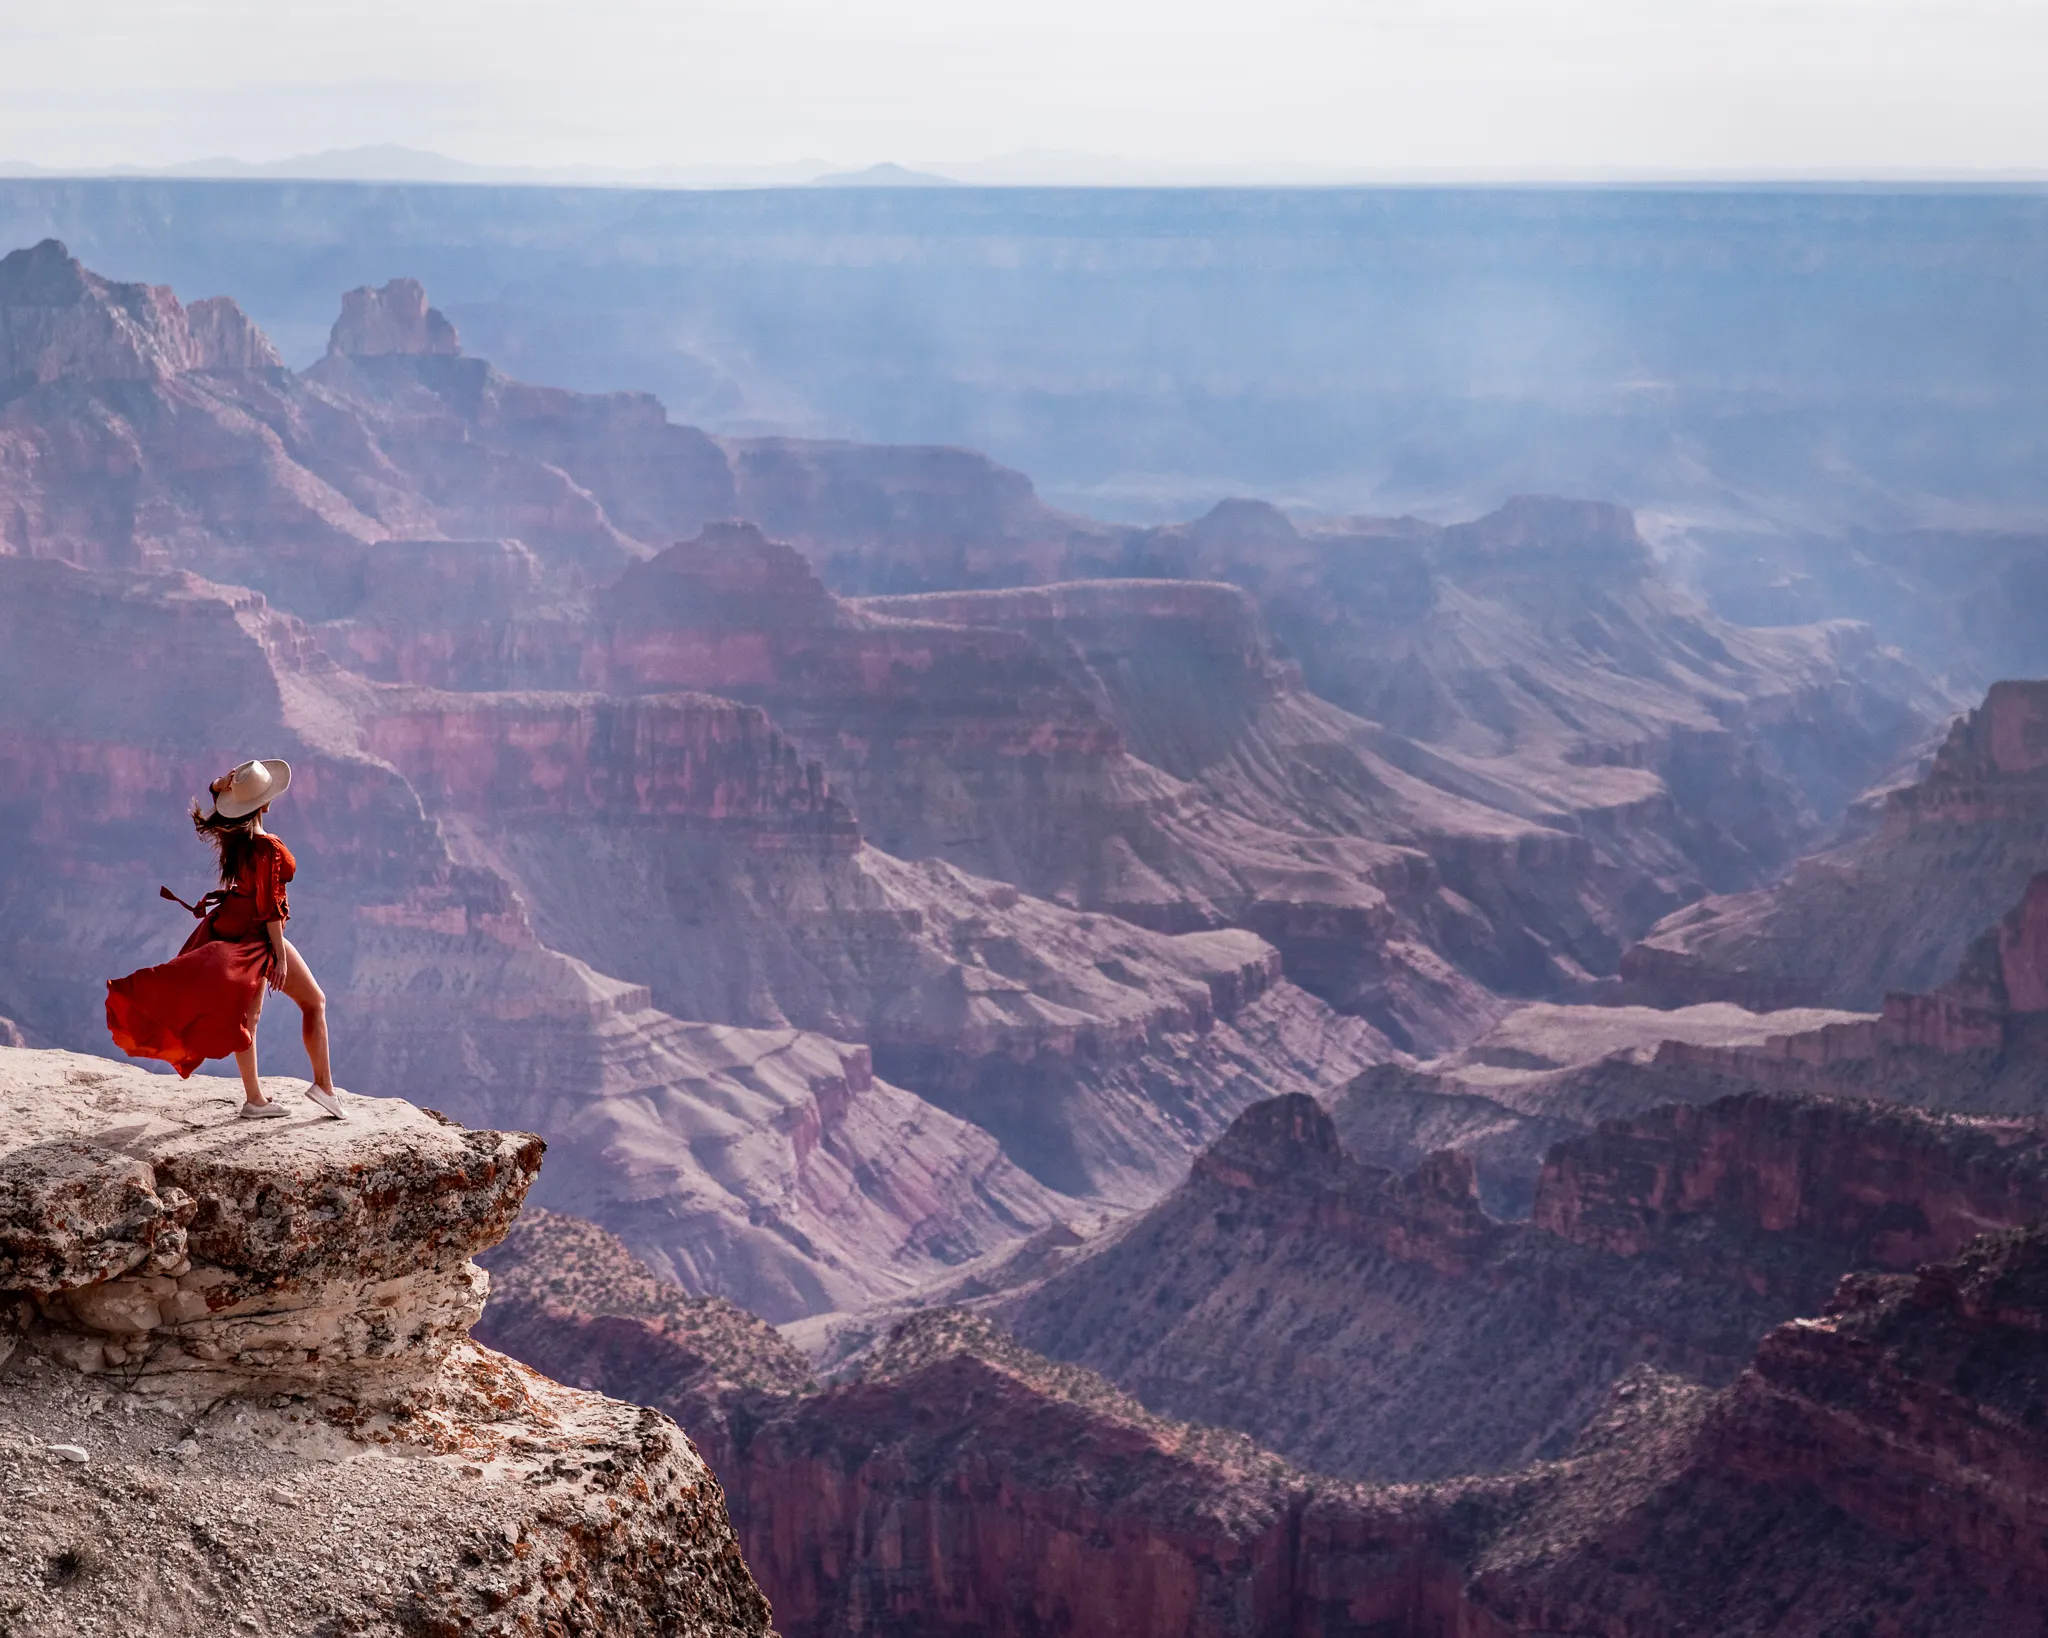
5, 0, 2045, 178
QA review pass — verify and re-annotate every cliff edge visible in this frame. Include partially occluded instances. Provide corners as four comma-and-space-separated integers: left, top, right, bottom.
0, 1046, 774, 1638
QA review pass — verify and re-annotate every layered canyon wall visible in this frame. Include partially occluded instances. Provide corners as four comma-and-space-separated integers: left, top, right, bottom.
1629, 677, 2048, 1010
478, 1196, 2048, 1637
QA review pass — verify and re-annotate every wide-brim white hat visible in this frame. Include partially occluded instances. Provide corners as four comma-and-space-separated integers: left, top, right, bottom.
211, 758, 292, 820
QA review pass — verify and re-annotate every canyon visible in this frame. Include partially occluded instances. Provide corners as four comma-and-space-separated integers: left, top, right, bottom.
4, 231, 2047, 1635
996, 1087, 2048, 1483
477, 1178, 2048, 1637
6, 179, 2038, 535
1628, 678, 2048, 1009
0, 242, 1942, 1296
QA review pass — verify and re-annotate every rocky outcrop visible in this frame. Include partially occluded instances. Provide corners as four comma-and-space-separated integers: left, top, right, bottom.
0, 1045, 773, 1638
1702, 1226, 2048, 1594
0, 1048, 541, 1396
478, 1204, 2048, 1637
0, 244, 378, 578
327, 275, 462, 358
1629, 678, 2048, 1009
184, 294, 286, 373
0, 238, 280, 383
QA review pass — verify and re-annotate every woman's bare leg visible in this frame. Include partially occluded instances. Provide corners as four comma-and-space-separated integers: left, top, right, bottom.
277, 938, 334, 1094
234, 990, 266, 1103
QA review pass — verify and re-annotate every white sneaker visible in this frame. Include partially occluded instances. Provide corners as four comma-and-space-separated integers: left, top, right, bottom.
237, 1100, 289, 1120
306, 1087, 345, 1120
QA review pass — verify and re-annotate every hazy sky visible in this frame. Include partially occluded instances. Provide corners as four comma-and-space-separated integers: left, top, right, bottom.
6, 0, 2046, 177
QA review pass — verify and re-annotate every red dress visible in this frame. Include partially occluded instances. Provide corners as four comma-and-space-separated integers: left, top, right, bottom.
106, 834, 296, 1078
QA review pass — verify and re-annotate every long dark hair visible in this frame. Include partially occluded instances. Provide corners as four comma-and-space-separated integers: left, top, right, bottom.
192, 803, 266, 887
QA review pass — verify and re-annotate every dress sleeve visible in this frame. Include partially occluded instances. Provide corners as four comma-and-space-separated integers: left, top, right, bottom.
252, 837, 293, 923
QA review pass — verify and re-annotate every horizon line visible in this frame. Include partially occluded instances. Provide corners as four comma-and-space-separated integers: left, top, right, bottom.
4, 147, 2048, 193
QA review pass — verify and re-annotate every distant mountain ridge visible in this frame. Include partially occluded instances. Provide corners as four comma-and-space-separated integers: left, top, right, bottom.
2, 177, 2042, 542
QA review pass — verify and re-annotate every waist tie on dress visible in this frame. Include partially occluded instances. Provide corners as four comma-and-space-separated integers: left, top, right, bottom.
159, 885, 231, 918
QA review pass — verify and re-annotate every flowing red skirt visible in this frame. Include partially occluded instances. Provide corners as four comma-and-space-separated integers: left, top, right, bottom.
106, 902, 275, 1078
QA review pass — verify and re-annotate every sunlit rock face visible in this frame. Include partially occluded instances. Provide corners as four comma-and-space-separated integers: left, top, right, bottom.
0, 1047, 541, 1397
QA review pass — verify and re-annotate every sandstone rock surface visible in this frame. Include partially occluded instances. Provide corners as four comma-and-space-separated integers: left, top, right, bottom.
0, 1044, 773, 1637
1, 1048, 538, 1396
0, 1344, 771, 1638
327, 276, 462, 358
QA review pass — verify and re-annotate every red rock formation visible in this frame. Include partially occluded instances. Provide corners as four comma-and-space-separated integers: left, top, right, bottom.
1920, 676, 2048, 785
1001, 1097, 1769, 1480
479, 1205, 2048, 1637
1001, 1086, 2048, 1484
0, 244, 376, 580
327, 276, 461, 358
1703, 1228, 2048, 1592
0, 238, 279, 381
358, 686, 859, 845
1629, 678, 2048, 1010
478, 1239, 1507, 1638
184, 294, 286, 373
1531, 1092, 2048, 1276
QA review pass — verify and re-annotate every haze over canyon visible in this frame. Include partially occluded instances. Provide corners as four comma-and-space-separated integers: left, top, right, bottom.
1, 181, 2046, 1638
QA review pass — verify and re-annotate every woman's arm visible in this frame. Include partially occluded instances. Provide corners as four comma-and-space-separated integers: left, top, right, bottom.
265, 920, 289, 989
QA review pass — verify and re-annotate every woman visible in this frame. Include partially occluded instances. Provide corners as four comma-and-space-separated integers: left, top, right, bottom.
106, 758, 345, 1120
